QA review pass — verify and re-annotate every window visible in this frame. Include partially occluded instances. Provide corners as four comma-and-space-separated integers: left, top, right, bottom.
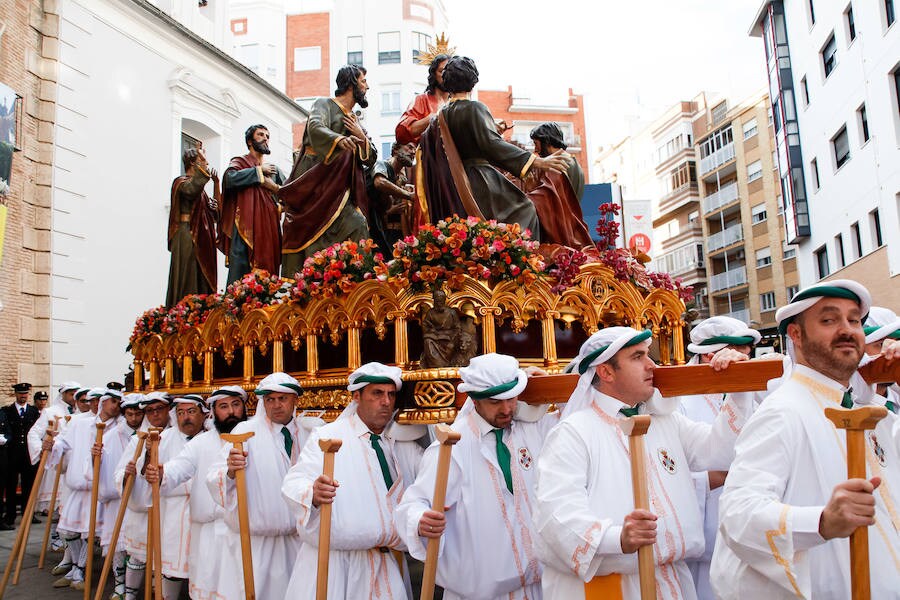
237, 43, 260, 71
784, 245, 797, 259
751, 204, 768, 224
832, 126, 850, 169
835, 233, 846, 267
815, 246, 830, 278
821, 33, 837, 78
855, 104, 870, 144
760, 291, 777, 312
800, 76, 810, 107
712, 102, 728, 125
378, 32, 401, 64
747, 160, 763, 182
347, 36, 363, 66
688, 210, 699, 223
380, 138, 394, 159
787, 285, 800, 301
895, 68, 900, 119
743, 118, 758, 140
887, 0, 896, 27
845, 5, 856, 41
381, 89, 401, 115
810, 158, 820, 190
293, 47, 321, 72
870, 208, 884, 247
850, 221, 863, 258
756, 247, 773, 268
808, 0, 816, 25
412, 32, 431, 62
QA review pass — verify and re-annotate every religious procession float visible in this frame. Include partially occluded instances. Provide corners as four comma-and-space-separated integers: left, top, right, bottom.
128, 210, 693, 423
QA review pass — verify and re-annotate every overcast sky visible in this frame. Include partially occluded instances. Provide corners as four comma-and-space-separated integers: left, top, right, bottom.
444, 0, 769, 159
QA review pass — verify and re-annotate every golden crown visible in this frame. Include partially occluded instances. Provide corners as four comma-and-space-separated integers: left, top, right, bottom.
416, 32, 456, 66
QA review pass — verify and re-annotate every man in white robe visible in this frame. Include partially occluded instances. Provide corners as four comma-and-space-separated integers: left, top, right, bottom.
282, 362, 424, 599
534, 327, 754, 600
46, 387, 123, 590
862, 306, 900, 413
115, 391, 172, 600
28, 381, 80, 511
206, 372, 306, 600
395, 353, 553, 599
711, 280, 900, 599
144, 385, 248, 600
677, 316, 763, 600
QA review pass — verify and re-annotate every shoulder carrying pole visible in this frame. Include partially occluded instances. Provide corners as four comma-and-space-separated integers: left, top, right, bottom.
619, 415, 655, 600
220, 432, 256, 600
39, 417, 65, 570
147, 430, 162, 600
315, 438, 342, 600
94, 431, 148, 600
824, 405, 887, 600
84, 421, 107, 600
420, 424, 461, 600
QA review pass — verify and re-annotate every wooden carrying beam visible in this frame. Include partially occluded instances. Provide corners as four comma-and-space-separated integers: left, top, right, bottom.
518, 360, 784, 405
858, 355, 900, 385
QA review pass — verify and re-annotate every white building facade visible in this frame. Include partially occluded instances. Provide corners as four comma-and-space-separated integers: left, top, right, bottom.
750, 0, 900, 310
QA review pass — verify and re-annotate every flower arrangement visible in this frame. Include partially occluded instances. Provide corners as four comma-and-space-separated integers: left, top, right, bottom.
598, 248, 694, 302
128, 305, 169, 349
223, 270, 293, 317
546, 247, 590, 294
387, 215, 545, 291
163, 294, 222, 334
292, 239, 385, 302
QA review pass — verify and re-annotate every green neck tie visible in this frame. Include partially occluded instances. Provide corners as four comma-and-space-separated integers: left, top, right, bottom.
886, 400, 897, 413
492, 429, 514, 494
369, 433, 394, 490
619, 405, 641, 417
281, 426, 293, 457
841, 390, 853, 409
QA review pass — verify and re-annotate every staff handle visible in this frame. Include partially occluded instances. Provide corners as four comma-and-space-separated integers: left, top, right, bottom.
420, 425, 461, 600
824, 406, 887, 600
220, 432, 257, 600
315, 438, 342, 600
147, 431, 162, 600
93, 432, 148, 600
83, 422, 107, 600
39, 417, 65, 570
620, 415, 655, 600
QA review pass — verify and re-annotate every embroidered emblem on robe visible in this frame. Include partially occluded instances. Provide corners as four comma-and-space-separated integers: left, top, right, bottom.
869, 432, 887, 467
518, 447, 533, 470
657, 448, 677, 474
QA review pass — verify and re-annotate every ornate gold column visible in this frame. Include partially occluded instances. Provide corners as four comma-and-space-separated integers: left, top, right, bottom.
183, 355, 193, 387
164, 358, 174, 387
203, 350, 213, 385
149, 361, 160, 389
347, 324, 362, 371
477, 306, 501, 354
133, 360, 144, 391
541, 311, 560, 368
672, 322, 685, 365
658, 325, 671, 366
272, 339, 284, 373
391, 312, 409, 368
306, 332, 319, 377
243, 345, 254, 384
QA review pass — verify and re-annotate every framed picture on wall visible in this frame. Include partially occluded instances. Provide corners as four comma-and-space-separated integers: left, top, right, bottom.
0, 82, 22, 192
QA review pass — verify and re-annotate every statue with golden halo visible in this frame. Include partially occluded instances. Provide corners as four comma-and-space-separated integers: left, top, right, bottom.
394, 33, 455, 145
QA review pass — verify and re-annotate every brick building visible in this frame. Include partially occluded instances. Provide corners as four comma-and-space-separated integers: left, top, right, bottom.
479, 86, 590, 184
0, 0, 59, 400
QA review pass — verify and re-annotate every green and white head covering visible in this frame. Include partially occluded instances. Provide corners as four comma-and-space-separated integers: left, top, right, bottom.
863, 306, 900, 344
347, 362, 403, 392
207, 385, 247, 409
687, 316, 761, 356
775, 279, 871, 335
140, 391, 171, 408
52, 381, 81, 411
76, 387, 91, 400
562, 327, 654, 418
254, 372, 303, 397
100, 388, 124, 402
457, 353, 528, 401
173, 393, 208, 413
120, 393, 144, 410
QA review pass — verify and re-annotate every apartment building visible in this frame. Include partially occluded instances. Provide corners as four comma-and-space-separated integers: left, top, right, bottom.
750, 0, 900, 311
696, 95, 800, 341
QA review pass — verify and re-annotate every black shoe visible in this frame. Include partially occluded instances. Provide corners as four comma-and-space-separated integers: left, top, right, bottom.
0, 523, 14, 531
30, 516, 41, 524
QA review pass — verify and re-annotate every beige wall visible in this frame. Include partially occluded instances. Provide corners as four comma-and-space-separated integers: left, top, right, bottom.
825, 247, 900, 313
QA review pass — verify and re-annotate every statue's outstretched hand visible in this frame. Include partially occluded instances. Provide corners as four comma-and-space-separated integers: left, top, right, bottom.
533, 150, 570, 174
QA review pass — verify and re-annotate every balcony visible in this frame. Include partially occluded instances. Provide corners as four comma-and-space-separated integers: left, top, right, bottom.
706, 223, 743, 253
709, 266, 748, 293
722, 308, 751, 323
699, 142, 735, 175
702, 182, 739, 214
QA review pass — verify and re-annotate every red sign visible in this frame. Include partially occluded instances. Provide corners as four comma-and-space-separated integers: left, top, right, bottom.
629, 233, 651, 253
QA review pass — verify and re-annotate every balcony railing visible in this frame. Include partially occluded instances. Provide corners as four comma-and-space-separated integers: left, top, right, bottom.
706, 223, 743, 252
709, 266, 748, 292
702, 181, 739, 214
722, 308, 751, 323
699, 143, 735, 175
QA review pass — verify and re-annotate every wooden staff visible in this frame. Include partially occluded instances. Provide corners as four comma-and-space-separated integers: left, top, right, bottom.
220, 432, 256, 600
144, 506, 153, 600
420, 424, 461, 600
824, 405, 887, 600
93, 432, 148, 600
858, 354, 900, 385
0, 421, 56, 594
39, 417, 64, 570
83, 421, 107, 600
147, 430, 163, 600
515, 359, 784, 405
315, 438, 342, 600
619, 415, 655, 600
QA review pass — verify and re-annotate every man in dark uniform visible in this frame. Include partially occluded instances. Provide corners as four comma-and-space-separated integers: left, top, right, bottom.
33, 390, 49, 413
4, 382, 41, 526
0, 405, 10, 529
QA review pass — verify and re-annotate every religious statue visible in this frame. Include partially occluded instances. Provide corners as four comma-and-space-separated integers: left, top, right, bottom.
451, 316, 479, 367
395, 34, 453, 145
219, 124, 285, 284
420, 290, 460, 369
279, 65, 377, 278
165, 147, 220, 307
365, 141, 416, 253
